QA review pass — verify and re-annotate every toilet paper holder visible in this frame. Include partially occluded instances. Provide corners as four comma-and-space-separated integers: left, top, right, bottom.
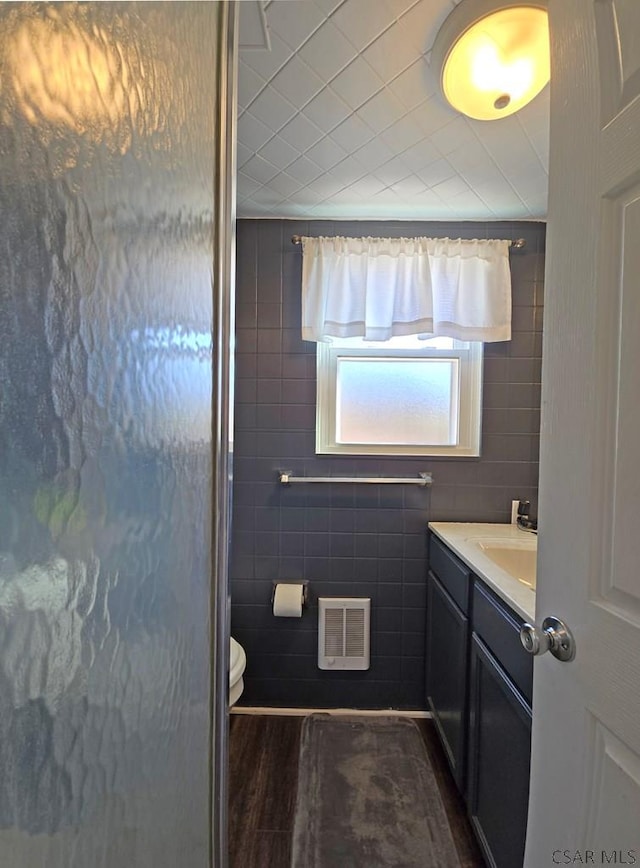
271, 580, 309, 608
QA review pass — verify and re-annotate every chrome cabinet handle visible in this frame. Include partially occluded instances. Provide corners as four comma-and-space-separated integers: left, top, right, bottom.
520, 617, 576, 662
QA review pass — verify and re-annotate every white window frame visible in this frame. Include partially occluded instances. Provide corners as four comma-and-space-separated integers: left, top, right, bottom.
316, 337, 483, 457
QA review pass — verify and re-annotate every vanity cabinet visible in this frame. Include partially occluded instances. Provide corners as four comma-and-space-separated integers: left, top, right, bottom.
426, 570, 469, 789
426, 533, 533, 868
468, 633, 532, 868
426, 535, 472, 789
426, 535, 472, 790
469, 578, 533, 868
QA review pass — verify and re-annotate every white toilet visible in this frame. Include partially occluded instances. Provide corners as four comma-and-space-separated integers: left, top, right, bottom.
229, 636, 246, 707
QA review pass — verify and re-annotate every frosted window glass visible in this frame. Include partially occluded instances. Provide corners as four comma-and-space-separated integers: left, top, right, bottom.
336, 358, 459, 446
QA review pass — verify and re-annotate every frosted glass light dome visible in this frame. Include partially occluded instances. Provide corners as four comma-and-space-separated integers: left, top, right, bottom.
432, 1, 550, 121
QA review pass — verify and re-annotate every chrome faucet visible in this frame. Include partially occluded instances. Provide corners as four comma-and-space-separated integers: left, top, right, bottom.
517, 500, 537, 533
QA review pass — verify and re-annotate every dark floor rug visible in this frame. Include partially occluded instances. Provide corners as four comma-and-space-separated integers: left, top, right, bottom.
291, 714, 462, 868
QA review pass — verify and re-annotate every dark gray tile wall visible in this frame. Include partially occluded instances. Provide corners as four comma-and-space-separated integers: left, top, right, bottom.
231, 218, 545, 709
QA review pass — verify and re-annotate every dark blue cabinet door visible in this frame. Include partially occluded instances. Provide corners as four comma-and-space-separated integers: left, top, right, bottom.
468, 633, 532, 868
425, 571, 469, 791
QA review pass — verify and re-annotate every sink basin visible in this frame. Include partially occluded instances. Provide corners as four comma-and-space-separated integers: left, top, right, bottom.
472, 539, 537, 589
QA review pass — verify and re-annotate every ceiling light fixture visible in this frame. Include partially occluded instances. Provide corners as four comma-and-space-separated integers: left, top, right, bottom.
431, 0, 550, 121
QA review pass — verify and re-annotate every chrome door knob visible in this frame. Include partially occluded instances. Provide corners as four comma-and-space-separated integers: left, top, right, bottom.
520, 623, 551, 656
520, 617, 576, 662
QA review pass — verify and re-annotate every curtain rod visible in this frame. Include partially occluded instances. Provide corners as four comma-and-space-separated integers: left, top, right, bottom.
291, 234, 526, 249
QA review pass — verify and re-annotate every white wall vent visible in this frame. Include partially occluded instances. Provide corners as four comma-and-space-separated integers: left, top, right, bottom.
318, 598, 370, 671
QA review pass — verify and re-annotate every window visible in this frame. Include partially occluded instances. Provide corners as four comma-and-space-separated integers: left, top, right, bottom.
316, 335, 483, 457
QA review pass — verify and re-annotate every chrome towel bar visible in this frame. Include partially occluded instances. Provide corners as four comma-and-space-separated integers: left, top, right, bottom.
279, 471, 432, 486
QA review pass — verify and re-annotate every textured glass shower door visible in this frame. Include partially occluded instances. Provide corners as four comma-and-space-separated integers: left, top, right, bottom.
0, 3, 235, 865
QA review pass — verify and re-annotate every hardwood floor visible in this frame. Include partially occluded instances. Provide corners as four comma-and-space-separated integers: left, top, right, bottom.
417, 719, 486, 868
228, 713, 485, 868
228, 714, 301, 868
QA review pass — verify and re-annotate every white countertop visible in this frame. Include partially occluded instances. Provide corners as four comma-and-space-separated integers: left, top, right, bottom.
428, 522, 536, 622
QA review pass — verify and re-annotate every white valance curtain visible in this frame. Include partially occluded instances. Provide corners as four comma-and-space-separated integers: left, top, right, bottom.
301, 236, 512, 343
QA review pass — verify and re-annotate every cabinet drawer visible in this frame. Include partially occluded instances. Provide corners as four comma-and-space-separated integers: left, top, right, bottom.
429, 534, 471, 614
472, 580, 533, 705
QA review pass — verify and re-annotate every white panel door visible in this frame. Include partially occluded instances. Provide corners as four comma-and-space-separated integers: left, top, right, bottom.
526, 1, 640, 865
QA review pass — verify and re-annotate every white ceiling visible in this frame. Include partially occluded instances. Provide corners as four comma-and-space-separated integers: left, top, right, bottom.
237, 0, 550, 222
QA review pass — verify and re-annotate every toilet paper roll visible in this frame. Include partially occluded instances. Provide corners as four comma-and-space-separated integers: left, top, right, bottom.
273, 583, 304, 618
